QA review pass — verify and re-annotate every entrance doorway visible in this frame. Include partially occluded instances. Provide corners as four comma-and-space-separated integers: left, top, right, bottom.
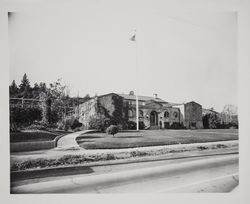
150, 111, 158, 126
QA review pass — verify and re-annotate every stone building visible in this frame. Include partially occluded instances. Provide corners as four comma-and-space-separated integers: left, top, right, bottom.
184, 101, 203, 129
76, 91, 183, 129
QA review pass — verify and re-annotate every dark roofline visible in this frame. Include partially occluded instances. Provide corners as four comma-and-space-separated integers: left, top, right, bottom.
97, 92, 121, 98
185, 101, 202, 106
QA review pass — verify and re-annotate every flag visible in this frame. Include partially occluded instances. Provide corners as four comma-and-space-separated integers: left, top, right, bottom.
130, 34, 136, 41
130, 31, 136, 41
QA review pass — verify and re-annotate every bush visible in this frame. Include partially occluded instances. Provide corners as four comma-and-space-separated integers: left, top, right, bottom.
127, 121, 145, 130
58, 116, 82, 131
10, 106, 42, 128
88, 116, 111, 132
71, 118, 82, 130
57, 121, 64, 130
25, 124, 47, 131
106, 125, 119, 136
169, 122, 184, 129
128, 121, 136, 130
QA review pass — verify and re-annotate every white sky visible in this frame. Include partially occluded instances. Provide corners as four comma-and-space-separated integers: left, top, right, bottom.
8, 3, 237, 112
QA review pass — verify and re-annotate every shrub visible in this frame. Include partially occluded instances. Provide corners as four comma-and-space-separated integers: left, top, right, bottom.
169, 122, 184, 129
127, 121, 145, 130
25, 124, 47, 131
106, 125, 119, 136
128, 121, 136, 130
139, 121, 145, 130
57, 121, 64, 130
130, 150, 148, 157
88, 116, 111, 132
58, 116, 82, 131
10, 106, 42, 128
197, 146, 209, 150
71, 118, 82, 130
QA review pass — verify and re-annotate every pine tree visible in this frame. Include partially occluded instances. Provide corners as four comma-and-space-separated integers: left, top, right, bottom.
31, 82, 40, 99
9, 80, 19, 97
19, 73, 31, 98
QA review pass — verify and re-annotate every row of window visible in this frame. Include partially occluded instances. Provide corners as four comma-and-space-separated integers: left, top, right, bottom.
128, 101, 146, 106
128, 110, 178, 118
128, 110, 143, 117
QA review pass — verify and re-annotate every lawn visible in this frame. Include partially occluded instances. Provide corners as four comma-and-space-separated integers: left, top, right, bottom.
76, 129, 238, 149
10, 130, 68, 143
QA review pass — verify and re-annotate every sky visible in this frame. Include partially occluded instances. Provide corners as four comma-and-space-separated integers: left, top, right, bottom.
8, 2, 237, 112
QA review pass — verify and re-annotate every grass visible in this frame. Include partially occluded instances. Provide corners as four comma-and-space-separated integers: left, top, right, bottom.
76, 129, 238, 149
11, 139, 236, 171
10, 130, 67, 143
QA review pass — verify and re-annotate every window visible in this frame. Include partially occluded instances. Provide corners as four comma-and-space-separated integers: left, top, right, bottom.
174, 112, 178, 118
164, 111, 169, 118
139, 101, 145, 106
128, 110, 133, 117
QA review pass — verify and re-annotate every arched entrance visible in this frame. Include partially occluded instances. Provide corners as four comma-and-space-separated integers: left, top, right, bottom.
150, 111, 158, 126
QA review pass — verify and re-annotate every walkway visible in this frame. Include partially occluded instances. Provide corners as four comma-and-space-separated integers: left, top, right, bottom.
56, 130, 96, 150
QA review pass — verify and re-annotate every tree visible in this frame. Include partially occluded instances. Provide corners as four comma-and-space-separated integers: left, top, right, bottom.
19, 73, 31, 98
222, 104, 238, 115
202, 113, 220, 129
106, 125, 119, 136
31, 83, 40, 99
9, 80, 19, 97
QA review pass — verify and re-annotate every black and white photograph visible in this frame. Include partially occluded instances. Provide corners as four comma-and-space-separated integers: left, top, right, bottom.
1, 0, 250, 201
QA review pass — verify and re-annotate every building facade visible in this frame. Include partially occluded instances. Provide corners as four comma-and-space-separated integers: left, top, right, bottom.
184, 101, 204, 129
76, 91, 185, 129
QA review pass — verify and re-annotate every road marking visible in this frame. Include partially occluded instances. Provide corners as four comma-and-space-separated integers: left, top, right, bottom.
155, 173, 239, 193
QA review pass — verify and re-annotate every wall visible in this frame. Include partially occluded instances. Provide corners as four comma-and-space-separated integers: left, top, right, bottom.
184, 102, 203, 129
78, 98, 98, 128
127, 103, 181, 129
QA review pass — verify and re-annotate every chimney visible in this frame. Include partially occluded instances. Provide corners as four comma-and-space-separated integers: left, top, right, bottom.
154, 93, 158, 99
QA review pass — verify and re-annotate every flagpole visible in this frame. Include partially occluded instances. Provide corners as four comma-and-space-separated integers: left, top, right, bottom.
135, 29, 139, 132
130, 29, 139, 131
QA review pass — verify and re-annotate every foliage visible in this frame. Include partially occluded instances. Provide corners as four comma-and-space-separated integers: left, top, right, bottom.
202, 113, 221, 129
9, 80, 19, 97
169, 122, 185, 129
88, 116, 111, 132
18, 73, 32, 98
106, 125, 119, 136
222, 104, 238, 115
10, 106, 42, 132
127, 121, 145, 130
25, 124, 48, 131
59, 116, 82, 131
9, 75, 91, 129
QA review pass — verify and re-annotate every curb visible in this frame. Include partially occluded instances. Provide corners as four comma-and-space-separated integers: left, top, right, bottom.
11, 154, 239, 193
11, 150, 238, 182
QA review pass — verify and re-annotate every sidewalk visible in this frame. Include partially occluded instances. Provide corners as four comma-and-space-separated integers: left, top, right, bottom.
56, 130, 97, 150
11, 140, 239, 163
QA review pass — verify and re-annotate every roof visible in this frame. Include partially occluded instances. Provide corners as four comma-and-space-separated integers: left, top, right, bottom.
81, 92, 183, 107
185, 101, 202, 106
117, 93, 167, 103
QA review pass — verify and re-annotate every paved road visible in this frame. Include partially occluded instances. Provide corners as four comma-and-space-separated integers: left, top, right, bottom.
11, 153, 238, 193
